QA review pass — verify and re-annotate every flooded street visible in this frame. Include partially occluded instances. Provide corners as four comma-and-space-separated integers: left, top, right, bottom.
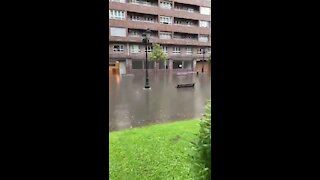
109, 71, 211, 132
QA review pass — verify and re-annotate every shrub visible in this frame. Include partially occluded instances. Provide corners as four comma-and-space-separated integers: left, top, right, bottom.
190, 100, 211, 180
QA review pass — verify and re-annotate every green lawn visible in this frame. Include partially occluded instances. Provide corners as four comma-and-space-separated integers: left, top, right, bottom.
109, 119, 200, 180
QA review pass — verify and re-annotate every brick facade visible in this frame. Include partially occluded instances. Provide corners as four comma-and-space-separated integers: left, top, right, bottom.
109, 0, 211, 73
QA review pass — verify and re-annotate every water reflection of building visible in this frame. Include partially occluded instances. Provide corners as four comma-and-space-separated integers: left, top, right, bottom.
109, 0, 211, 75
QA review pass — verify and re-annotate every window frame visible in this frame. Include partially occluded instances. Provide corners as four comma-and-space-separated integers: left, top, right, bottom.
159, 16, 172, 24
199, 35, 209, 42
160, 1, 172, 9
110, 27, 127, 37
159, 32, 172, 39
130, 45, 141, 53
128, 29, 140, 37
109, 10, 125, 20
199, 20, 209, 28
173, 47, 181, 54
146, 46, 153, 53
186, 47, 193, 54
200, 7, 211, 15
161, 46, 168, 54
197, 48, 202, 54
145, 16, 155, 23
113, 44, 125, 53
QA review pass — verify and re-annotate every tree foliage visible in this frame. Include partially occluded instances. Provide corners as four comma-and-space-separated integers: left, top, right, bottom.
150, 43, 167, 62
190, 100, 211, 180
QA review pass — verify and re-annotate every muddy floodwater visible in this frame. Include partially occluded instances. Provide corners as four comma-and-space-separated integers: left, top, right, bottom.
109, 71, 211, 132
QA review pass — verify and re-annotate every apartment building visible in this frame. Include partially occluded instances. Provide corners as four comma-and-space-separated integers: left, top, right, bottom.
109, 0, 211, 74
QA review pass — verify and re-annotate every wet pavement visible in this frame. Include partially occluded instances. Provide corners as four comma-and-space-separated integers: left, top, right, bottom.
109, 71, 211, 132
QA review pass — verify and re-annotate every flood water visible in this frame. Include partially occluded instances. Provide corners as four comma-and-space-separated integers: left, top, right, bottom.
109, 71, 211, 132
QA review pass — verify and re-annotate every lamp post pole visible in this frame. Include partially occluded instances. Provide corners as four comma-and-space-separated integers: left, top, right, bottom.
143, 29, 151, 89
202, 48, 206, 73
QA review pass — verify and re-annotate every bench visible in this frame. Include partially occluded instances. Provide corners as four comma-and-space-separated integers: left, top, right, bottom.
176, 83, 195, 88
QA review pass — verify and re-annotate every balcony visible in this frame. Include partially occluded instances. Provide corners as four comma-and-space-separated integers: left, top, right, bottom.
128, 28, 158, 38
173, 32, 198, 40
128, 0, 158, 7
109, 19, 211, 35
127, 12, 158, 23
174, 2, 200, 14
173, 0, 211, 7
109, 2, 211, 21
174, 17, 198, 27
109, 34, 210, 46
159, 1, 173, 10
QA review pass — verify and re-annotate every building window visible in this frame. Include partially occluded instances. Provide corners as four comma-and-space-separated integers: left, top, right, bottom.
200, 21, 209, 28
160, 32, 172, 39
128, 29, 140, 37
197, 48, 202, 54
173, 47, 181, 54
173, 34, 181, 39
109, 10, 125, 20
161, 46, 168, 54
187, 8, 194, 12
199, 35, 209, 42
113, 44, 124, 52
145, 17, 155, 23
110, 0, 125, 3
159, 32, 172, 39
174, 19, 182, 25
186, 47, 192, 54
197, 48, 209, 54
186, 35, 194, 39
160, 16, 172, 24
130, 15, 140, 21
146, 46, 153, 53
110, 27, 126, 37
130, 15, 155, 23
131, 0, 152, 6
160, 1, 172, 9
186, 21, 193, 26
200, 7, 211, 15
130, 45, 141, 53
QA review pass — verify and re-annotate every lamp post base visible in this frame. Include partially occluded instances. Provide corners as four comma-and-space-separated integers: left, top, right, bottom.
143, 86, 151, 90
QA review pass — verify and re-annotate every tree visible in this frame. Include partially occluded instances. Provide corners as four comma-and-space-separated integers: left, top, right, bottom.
150, 43, 167, 71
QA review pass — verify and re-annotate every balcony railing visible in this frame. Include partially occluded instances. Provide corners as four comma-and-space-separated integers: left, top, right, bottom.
173, 37, 198, 41
128, 34, 158, 39
130, 19, 157, 23
129, 0, 157, 7
173, 6, 200, 13
173, 8, 199, 14
173, 23, 198, 27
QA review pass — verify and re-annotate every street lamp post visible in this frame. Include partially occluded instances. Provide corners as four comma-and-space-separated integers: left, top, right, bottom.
142, 29, 151, 89
201, 48, 206, 73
